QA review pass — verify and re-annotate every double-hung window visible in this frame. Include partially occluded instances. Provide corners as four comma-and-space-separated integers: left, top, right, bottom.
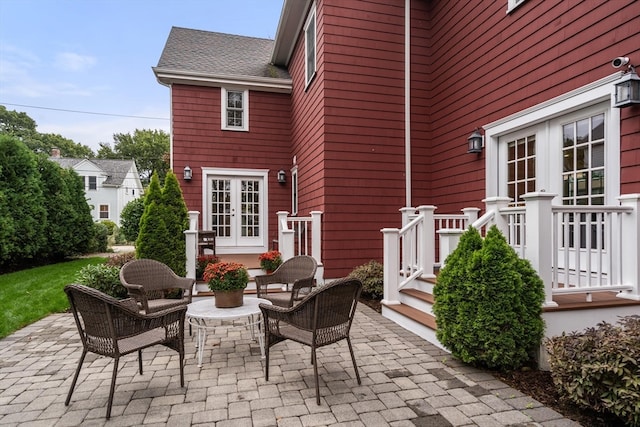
88, 176, 97, 191
304, 3, 316, 87
222, 88, 248, 131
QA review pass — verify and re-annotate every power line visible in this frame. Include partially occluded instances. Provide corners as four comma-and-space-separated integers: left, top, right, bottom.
0, 102, 169, 121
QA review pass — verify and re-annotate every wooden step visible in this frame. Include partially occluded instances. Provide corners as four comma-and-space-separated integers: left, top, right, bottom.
383, 302, 437, 330
400, 288, 435, 304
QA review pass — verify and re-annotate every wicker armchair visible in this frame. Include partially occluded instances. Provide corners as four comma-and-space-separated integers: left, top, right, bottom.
255, 255, 317, 307
64, 284, 186, 419
259, 277, 363, 405
119, 258, 194, 314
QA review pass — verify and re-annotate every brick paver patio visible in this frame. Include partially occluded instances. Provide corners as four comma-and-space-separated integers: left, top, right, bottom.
0, 300, 581, 426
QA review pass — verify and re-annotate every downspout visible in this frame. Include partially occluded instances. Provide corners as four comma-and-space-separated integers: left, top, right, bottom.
404, 0, 411, 207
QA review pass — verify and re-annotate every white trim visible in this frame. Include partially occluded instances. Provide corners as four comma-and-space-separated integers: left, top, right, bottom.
221, 88, 249, 131
404, 0, 411, 207
154, 68, 292, 94
304, 2, 317, 88
507, 0, 526, 14
485, 74, 621, 199
291, 165, 298, 215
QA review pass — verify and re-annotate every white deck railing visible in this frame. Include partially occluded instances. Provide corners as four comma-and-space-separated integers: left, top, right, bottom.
383, 193, 640, 305
277, 210, 322, 262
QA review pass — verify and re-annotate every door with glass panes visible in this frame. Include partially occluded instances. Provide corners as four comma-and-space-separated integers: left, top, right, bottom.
207, 176, 264, 248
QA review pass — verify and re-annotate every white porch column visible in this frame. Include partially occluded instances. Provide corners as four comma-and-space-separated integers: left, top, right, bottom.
482, 197, 512, 234
310, 211, 323, 265
437, 228, 464, 268
400, 206, 415, 227
417, 205, 436, 279
618, 194, 640, 300
382, 228, 401, 305
184, 211, 199, 280
521, 192, 558, 308
462, 207, 481, 227
277, 211, 294, 261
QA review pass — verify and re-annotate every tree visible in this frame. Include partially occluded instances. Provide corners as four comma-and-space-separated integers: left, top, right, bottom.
119, 198, 145, 242
0, 135, 47, 267
98, 129, 170, 184
0, 106, 94, 158
161, 170, 188, 275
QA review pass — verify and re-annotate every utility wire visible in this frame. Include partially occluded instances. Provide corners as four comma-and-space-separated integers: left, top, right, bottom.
0, 102, 169, 121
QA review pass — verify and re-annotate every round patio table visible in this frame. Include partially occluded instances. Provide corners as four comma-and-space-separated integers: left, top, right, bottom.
186, 297, 272, 367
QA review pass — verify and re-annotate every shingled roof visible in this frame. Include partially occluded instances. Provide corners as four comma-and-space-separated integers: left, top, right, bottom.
156, 27, 290, 80
49, 158, 137, 187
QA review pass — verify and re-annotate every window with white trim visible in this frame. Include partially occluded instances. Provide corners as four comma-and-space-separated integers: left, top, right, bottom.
88, 176, 97, 191
304, 3, 316, 86
221, 88, 248, 131
99, 204, 109, 219
507, 135, 536, 206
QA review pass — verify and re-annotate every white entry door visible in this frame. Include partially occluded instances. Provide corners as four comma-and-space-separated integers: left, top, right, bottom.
207, 175, 264, 248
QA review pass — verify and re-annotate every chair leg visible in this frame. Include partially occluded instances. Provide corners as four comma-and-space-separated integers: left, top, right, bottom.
264, 342, 270, 381
65, 348, 87, 406
106, 357, 119, 419
312, 346, 320, 405
346, 337, 361, 385
138, 349, 143, 375
179, 343, 185, 387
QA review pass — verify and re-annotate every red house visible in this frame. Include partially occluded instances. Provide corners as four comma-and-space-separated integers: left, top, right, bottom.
155, 0, 640, 356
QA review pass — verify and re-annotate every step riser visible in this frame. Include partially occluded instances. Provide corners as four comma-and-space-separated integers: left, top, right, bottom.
382, 306, 446, 351
399, 293, 434, 315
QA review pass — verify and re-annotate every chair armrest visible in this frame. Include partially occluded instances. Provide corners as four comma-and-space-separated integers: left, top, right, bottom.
120, 283, 149, 312
290, 277, 315, 306
118, 298, 141, 313
112, 304, 186, 338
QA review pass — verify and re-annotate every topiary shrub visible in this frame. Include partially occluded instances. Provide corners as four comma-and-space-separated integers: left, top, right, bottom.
76, 264, 128, 299
545, 316, 640, 427
120, 197, 144, 243
433, 225, 545, 371
348, 260, 383, 299
87, 221, 109, 253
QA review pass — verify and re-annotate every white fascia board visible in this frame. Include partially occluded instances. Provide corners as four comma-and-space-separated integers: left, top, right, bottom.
153, 68, 292, 94
271, 0, 312, 66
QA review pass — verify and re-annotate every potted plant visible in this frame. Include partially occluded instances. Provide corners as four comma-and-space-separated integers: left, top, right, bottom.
203, 261, 249, 308
196, 254, 220, 280
259, 250, 282, 273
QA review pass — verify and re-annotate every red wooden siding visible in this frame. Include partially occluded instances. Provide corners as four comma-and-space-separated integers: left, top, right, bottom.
171, 84, 291, 245
416, 0, 640, 212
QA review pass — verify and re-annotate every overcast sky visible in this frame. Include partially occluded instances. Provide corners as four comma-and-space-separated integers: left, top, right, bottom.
0, 0, 284, 151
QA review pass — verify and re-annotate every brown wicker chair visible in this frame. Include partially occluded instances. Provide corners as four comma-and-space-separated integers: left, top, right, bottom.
64, 284, 186, 419
259, 277, 363, 405
255, 255, 317, 308
119, 258, 194, 314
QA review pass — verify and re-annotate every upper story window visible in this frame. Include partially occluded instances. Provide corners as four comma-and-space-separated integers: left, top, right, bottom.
88, 176, 97, 191
304, 3, 317, 87
99, 204, 109, 219
221, 88, 248, 131
291, 166, 298, 216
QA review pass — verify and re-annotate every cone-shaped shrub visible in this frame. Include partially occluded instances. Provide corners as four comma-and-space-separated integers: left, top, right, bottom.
161, 170, 188, 276
434, 225, 545, 371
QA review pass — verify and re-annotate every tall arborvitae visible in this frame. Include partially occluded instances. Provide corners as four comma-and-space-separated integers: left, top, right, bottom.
161, 170, 188, 275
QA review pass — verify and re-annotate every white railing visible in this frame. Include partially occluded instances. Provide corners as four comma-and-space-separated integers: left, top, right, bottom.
382, 193, 640, 306
277, 211, 322, 264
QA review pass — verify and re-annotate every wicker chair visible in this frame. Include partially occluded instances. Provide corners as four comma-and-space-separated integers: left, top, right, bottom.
119, 258, 194, 314
259, 277, 363, 405
255, 255, 317, 308
64, 284, 186, 419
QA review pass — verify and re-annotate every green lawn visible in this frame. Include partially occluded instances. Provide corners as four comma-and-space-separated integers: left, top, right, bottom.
0, 257, 107, 339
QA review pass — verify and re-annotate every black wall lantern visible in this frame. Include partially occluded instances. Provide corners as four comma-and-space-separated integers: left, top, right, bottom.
183, 165, 192, 181
614, 66, 640, 108
277, 170, 286, 184
467, 129, 484, 154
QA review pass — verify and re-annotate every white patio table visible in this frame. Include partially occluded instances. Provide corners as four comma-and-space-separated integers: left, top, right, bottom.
186, 297, 272, 367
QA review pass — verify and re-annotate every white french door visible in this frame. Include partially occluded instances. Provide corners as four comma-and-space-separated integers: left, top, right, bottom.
206, 174, 265, 249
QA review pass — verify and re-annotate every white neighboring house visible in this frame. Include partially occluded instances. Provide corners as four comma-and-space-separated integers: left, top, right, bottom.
49, 150, 143, 226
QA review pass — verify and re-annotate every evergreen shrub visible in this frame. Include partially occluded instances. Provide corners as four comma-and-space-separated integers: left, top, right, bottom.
545, 316, 640, 427
76, 264, 127, 299
433, 225, 545, 371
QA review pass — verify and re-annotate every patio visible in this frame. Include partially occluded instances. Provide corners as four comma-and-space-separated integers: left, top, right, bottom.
0, 299, 580, 427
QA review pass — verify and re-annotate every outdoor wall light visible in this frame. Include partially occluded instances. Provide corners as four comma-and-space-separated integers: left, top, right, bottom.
467, 128, 484, 154
613, 64, 640, 108
183, 165, 192, 181
277, 170, 286, 184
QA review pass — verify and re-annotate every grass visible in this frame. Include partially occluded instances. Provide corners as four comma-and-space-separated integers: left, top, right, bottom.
0, 257, 107, 339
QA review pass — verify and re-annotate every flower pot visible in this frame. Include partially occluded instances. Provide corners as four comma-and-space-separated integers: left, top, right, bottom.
214, 289, 244, 308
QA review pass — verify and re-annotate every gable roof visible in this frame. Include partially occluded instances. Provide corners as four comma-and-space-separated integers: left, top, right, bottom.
49, 157, 138, 187
154, 27, 292, 93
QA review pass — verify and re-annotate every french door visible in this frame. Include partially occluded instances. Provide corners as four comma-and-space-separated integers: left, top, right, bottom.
206, 175, 265, 248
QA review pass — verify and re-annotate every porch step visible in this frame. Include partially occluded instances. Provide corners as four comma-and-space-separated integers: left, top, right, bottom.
400, 288, 435, 305
383, 302, 437, 330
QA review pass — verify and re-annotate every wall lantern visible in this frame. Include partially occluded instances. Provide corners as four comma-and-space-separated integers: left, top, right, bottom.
183, 165, 192, 181
467, 129, 484, 154
277, 170, 286, 184
613, 66, 640, 108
